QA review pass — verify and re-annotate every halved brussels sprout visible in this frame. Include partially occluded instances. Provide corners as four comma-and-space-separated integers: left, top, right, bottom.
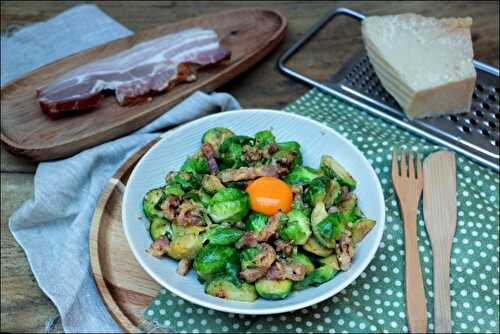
272, 141, 303, 169
318, 254, 340, 270
207, 188, 250, 223
245, 212, 268, 232
201, 175, 225, 194
310, 202, 335, 248
166, 234, 203, 260
202, 128, 235, 153
193, 244, 237, 281
174, 172, 201, 191
180, 156, 209, 174
316, 213, 345, 242
291, 252, 315, 273
208, 226, 244, 246
149, 217, 171, 240
284, 166, 320, 185
324, 179, 342, 208
303, 236, 333, 257
171, 224, 206, 238
280, 209, 312, 245
304, 176, 330, 207
143, 188, 166, 220
255, 279, 293, 300
294, 265, 337, 290
163, 184, 184, 197
320, 155, 357, 189
351, 218, 376, 244
206, 276, 257, 302
255, 130, 276, 147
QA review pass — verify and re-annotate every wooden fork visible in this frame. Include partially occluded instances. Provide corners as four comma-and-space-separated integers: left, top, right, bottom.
392, 149, 428, 333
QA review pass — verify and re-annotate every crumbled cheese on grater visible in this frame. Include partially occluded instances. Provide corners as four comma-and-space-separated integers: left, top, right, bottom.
362, 13, 477, 118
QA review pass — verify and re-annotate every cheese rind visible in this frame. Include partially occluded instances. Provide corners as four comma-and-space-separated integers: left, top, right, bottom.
362, 13, 477, 118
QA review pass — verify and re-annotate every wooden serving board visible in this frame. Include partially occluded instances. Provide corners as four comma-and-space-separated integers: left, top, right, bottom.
89, 138, 161, 333
1, 8, 287, 161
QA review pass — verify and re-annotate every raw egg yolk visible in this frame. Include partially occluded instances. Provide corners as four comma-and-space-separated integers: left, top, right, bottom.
246, 176, 293, 216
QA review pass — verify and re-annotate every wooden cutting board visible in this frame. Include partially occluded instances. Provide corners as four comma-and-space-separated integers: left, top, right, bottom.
1, 8, 287, 161
89, 138, 161, 333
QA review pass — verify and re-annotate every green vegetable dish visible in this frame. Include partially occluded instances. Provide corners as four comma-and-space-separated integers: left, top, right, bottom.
143, 127, 376, 302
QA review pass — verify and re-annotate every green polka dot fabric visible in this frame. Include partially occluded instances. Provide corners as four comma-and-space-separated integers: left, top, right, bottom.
143, 89, 499, 333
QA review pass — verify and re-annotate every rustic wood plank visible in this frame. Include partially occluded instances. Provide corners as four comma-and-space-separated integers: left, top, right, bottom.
1, 1, 498, 332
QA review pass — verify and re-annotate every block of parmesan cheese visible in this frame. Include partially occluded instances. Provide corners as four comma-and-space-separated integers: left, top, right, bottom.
361, 14, 477, 118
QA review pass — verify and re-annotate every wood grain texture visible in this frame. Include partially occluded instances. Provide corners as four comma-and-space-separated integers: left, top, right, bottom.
391, 150, 427, 333
1, 2, 498, 333
1, 8, 287, 161
89, 138, 161, 333
423, 151, 457, 334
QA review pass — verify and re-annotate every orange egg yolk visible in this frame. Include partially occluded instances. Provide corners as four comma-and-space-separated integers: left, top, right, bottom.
246, 176, 293, 216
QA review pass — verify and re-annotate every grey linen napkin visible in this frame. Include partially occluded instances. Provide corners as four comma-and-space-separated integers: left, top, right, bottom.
3, 5, 240, 333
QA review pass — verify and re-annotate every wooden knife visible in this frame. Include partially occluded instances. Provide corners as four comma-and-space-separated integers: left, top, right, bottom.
423, 151, 457, 334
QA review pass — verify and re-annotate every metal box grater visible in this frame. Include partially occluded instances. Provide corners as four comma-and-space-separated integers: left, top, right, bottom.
278, 8, 500, 171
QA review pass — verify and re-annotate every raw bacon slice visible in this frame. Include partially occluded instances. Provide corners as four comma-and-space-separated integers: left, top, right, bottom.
37, 28, 230, 117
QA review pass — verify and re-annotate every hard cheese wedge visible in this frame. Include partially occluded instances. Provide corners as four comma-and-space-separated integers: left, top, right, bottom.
361, 14, 477, 118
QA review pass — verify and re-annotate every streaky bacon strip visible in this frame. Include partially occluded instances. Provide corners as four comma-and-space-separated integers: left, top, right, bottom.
37, 28, 230, 117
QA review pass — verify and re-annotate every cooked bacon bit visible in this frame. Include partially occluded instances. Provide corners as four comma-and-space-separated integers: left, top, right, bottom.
242, 145, 263, 164
239, 268, 267, 283
235, 232, 258, 249
176, 259, 192, 276
149, 236, 170, 257
267, 143, 279, 155
257, 212, 282, 242
218, 166, 288, 183
266, 260, 306, 281
201, 143, 219, 173
161, 195, 181, 221
275, 239, 294, 257
340, 186, 350, 201
291, 184, 303, 202
336, 233, 355, 271
176, 200, 204, 226
255, 243, 277, 269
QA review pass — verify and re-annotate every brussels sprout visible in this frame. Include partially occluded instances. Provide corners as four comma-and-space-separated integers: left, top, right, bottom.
255, 279, 293, 300
351, 218, 376, 244
255, 130, 276, 147
324, 179, 342, 208
183, 189, 211, 208
171, 224, 206, 237
219, 136, 254, 169
207, 188, 250, 223
291, 252, 315, 273
291, 201, 312, 217
241, 247, 262, 270
245, 212, 268, 232
180, 156, 209, 174
201, 175, 225, 194
310, 202, 335, 248
315, 212, 345, 244
284, 166, 320, 185
219, 135, 254, 152
174, 172, 201, 191
163, 184, 184, 197
304, 176, 329, 207
280, 210, 312, 245
143, 188, 166, 220
208, 226, 244, 246
272, 141, 303, 169
206, 276, 257, 302
303, 236, 333, 257
202, 127, 235, 153
166, 234, 203, 260
194, 244, 237, 281
224, 253, 242, 285
318, 255, 340, 270
149, 217, 171, 240
294, 265, 337, 290
320, 155, 357, 189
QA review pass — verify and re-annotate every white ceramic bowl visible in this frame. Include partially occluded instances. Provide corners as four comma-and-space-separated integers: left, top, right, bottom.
122, 109, 385, 315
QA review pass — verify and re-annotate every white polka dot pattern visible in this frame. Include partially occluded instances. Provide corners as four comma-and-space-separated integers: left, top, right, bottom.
144, 89, 499, 333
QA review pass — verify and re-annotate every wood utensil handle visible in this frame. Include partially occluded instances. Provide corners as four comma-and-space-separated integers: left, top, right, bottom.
402, 207, 428, 333
433, 252, 452, 333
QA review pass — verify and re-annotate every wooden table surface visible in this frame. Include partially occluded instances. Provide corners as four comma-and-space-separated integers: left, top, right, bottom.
1, 1, 498, 332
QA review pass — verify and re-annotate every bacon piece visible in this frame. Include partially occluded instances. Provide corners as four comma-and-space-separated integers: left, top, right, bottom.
37, 28, 230, 117
266, 260, 306, 281
161, 195, 181, 221
176, 200, 204, 226
218, 166, 287, 183
336, 233, 355, 271
176, 259, 192, 276
202, 143, 219, 173
235, 232, 258, 249
258, 212, 282, 242
275, 239, 294, 257
239, 268, 267, 283
149, 236, 170, 257
239, 243, 276, 283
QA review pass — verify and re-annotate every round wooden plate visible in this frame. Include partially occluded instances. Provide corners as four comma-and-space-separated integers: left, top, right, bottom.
89, 138, 161, 333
